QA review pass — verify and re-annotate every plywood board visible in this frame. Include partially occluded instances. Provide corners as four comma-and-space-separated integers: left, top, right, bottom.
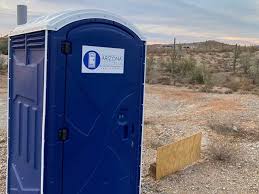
155, 132, 202, 180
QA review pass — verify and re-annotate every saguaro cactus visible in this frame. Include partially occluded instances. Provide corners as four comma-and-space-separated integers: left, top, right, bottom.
170, 37, 177, 81
233, 44, 239, 73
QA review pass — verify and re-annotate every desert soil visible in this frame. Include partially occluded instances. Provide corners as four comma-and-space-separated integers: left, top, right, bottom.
0, 73, 7, 194
1, 74, 259, 193
142, 84, 259, 194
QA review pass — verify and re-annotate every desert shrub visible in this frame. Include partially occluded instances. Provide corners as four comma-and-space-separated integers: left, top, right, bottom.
208, 119, 259, 141
146, 56, 155, 83
208, 135, 239, 162
203, 66, 213, 86
0, 37, 8, 55
248, 45, 259, 53
191, 66, 204, 84
240, 52, 252, 74
224, 76, 254, 92
196, 65, 214, 92
176, 57, 196, 76
0, 56, 3, 68
0, 55, 5, 70
240, 78, 254, 91
208, 121, 238, 135
225, 78, 241, 92
248, 58, 259, 85
165, 56, 213, 86
208, 120, 240, 161
166, 56, 194, 84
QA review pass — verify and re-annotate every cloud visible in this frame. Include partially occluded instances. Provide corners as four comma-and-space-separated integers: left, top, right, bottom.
1, 0, 259, 45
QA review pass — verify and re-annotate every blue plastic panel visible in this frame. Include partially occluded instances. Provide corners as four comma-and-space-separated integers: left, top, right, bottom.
44, 19, 145, 194
8, 31, 45, 194
63, 22, 144, 194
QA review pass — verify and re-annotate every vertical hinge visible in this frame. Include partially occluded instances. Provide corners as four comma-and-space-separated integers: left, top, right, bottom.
58, 128, 69, 141
61, 41, 72, 54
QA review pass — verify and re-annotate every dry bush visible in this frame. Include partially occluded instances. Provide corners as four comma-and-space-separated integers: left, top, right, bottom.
199, 85, 213, 93
0, 55, 7, 72
224, 76, 254, 92
208, 119, 259, 142
0, 56, 5, 69
146, 44, 259, 93
208, 120, 238, 136
208, 135, 239, 162
207, 119, 240, 161
240, 52, 252, 74
240, 78, 254, 91
157, 76, 171, 85
146, 56, 161, 84
0, 37, 8, 55
208, 86, 233, 94
224, 77, 241, 92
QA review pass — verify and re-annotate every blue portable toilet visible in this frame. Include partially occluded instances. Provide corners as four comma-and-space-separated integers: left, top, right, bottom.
7, 9, 146, 194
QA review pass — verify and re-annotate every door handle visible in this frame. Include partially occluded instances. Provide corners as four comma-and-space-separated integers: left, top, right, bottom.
123, 125, 129, 139
58, 128, 69, 141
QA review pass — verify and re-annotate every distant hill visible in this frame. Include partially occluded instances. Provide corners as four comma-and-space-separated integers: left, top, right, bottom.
147, 40, 257, 53
0, 36, 8, 55
179, 40, 235, 50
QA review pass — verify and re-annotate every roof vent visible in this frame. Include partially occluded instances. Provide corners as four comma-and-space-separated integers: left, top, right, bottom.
17, 5, 27, 25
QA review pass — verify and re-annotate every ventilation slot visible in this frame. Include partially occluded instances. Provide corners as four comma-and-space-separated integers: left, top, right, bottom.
11, 35, 25, 49
27, 32, 45, 48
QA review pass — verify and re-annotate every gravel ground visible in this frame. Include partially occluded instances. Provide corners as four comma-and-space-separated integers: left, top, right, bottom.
1, 74, 259, 193
0, 73, 7, 194
142, 84, 259, 194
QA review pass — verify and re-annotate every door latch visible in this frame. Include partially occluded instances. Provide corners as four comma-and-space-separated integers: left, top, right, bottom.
58, 128, 69, 141
61, 41, 72, 54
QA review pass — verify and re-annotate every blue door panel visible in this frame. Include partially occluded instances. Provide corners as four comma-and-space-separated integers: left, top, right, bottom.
62, 22, 144, 194
43, 19, 145, 194
8, 32, 45, 194
43, 32, 67, 194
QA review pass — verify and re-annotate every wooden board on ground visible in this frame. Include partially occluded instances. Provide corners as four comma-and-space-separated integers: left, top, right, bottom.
154, 132, 202, 180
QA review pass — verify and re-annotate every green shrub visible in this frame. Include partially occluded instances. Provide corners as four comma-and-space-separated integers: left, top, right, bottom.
146, 56, 155, 83
176, 57, 196, 76
191, 66, 204, 84
240, 52, 252, 74
0, 37, 8, 55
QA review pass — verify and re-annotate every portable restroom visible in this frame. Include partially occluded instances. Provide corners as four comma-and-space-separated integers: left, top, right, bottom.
7, 9, 146, 194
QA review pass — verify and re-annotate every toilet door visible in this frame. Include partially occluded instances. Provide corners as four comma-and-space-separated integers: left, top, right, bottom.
61, 21, 145, 194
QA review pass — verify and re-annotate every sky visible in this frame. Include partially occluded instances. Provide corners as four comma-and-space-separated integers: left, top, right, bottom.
1, 0, 259, 45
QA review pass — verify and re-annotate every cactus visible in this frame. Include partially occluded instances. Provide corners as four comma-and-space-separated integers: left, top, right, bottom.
170, 37, 177, 80
233, 44, 239, 73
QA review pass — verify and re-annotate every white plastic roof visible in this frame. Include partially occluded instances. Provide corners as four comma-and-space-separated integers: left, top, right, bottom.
10, 9, 145, 40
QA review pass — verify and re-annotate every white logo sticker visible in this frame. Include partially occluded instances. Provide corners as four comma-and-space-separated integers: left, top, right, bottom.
81, 45, 125, 74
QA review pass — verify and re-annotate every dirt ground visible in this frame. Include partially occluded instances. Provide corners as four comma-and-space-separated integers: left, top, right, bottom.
142, 84, 259, 193
1, 73, 259, 193
0, 73, 7, 194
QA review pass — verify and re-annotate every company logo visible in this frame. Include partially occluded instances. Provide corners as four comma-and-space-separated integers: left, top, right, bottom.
83, 50, 101, 69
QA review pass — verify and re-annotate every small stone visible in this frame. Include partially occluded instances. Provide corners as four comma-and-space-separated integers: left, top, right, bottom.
233, 126, 238, 132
